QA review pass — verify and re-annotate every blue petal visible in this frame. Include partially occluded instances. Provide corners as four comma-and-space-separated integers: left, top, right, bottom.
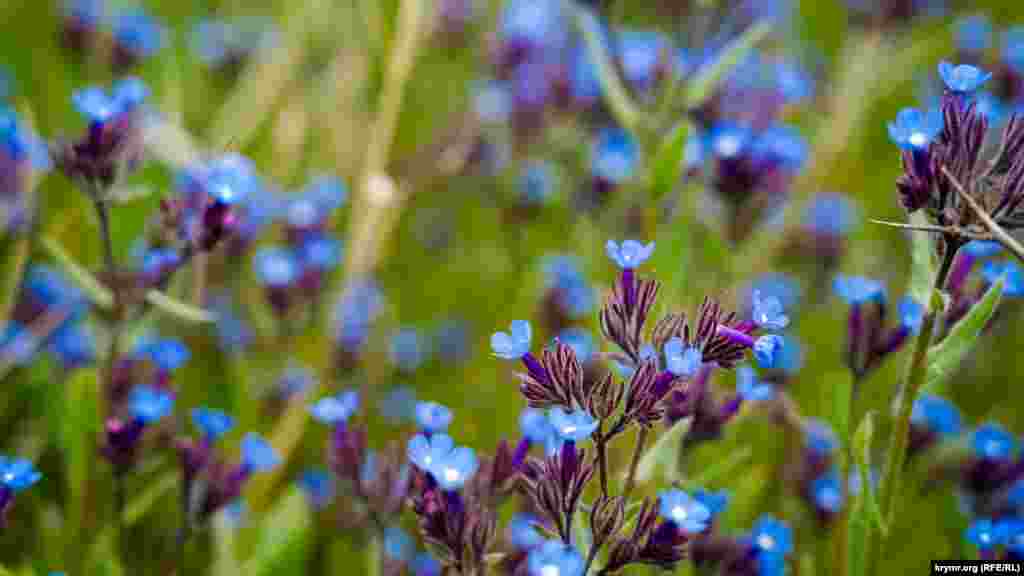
191, 407, 235, 440
241, 433, 280, 472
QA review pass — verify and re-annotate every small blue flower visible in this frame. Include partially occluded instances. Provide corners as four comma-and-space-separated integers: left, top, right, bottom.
966, 517, 1010, 550
527, 540, 584, 576
112, 77, 149, 110
974, 92, 1005, 123
804, 193, 859, 237
750, 273, 801, 310
658, 489, 711, 533
191, 407, 234, 441
500, 0, 564, 49
805, 419, 839, 455
750, 515, 793, 556
113, 8, 164, 58
278, 363, 317, 397
709, 122, 753, 159
887, 107, 943, 150
955, 15, 992, 53
410, 553, 442, 576
556, 328, 594, 364
205, 153, 258, 205
254, 247, 300, 288
972, 423, 1018, 461
548, 408, 598, 443
390, 328, 426, 372
752, 291, 789, 330
520, 408, 561, 455
474, 80, 511, 124
737, 366, 774, 402
72, 86, 121, 124
128, 385, 174, 424
605, 239, 655, 270
297, 468, 334, 509
432, 446, 479, 491
333, 281, 385, 351
48, 322, 95, 368
591, 127, 639, 184
981, 261, 1024, 297
1006, 27, 1024, 73
142, 339, 190, 372
309, 390, 360, 425
509, 513, 545, 550
520, 161, 555, 204
415, 402, 453, 434
1003, 518, 1024, 557
300, 236, 342, 272
911, 394, 962, 438
384, 526, 414, 562
407, 433, 455, 472
754, 125, 807, 169
241, 433, 280, 472
0, 457, 41, 492
811, 471, 844, 513
664, 337, 702, 378
491, 320, 532, 359
938, 61, 992, 94
963, 240, 1002, 258
616, 29, 668, 90
833, 275, 886, 305
753, 335, 785, 369
898, 297, 925, 333
693, 488, 730, 518
0, 323, 37, 365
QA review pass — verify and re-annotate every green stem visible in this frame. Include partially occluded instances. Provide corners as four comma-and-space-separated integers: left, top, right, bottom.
872, 241, 958, 569
622, 427, 648, 498
596, 427, 609, 498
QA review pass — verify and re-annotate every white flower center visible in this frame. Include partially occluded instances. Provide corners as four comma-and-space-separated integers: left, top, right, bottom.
671, 505, 688, 522
909, 132, 928, 148
985, 439, 1001, 456
2, 472, 14, 483
980, 532, 992, 544
757, 534, 776, 551
541, 565, 560, 576
562, 425, 577, 435
443, 467, 461, 483
716, 135, 742, 158
423, 455, 432, 466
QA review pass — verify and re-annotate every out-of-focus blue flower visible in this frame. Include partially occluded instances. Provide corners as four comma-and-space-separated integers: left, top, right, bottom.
408, 433, 455, 472
48, 322, 95, 368
774, 59, 814, 103
241, 433, 280, 472
0, 323, 36, 366
938, 61, 992, 93
888, 107, 943, 150
911, 394, 962, 438
982, 261, 1024, 297
192, 407, 234, 440
754, 125, 807, 169
298, 468, 334, 509
804, 193, 859, 236
415, 402, 453, 434
499, 0, 564, 50
189, 17, 277, 66
64, 0, 102, 24
432, 446, 478, 491
591, 128, 639, 184
410, 553, 442, 576
474, 80, 510, 124
664, 337, 701, 378
750, 273, 801, 310
72, 86, 122, 125
616, 29, 668, 91
520, 408, 561, 455
749, 515, 793, 556
1005, 27, 1024, 73
693, 488, 730, 518
898, 297, 925, 333
543, 255, 594, 317
709, 122, 753, 159
509, 513, 544, 550
966, 517, 1010, 550
972, 423, 1018, 461
963, 240, 1002, 258
278, 362, 317, 397
805, 419, 839, 455
0, 107, 50, 169
390, 328, 427, 372
254, 247, 300, 288
141, 339, 190, 372
309, 390, 360, 425
434, 320, 470, 363
975, 92, 1005, 123
956, 15, 992, 53
113, 8, 164, 58
128, 385, 174, 424
833, 275, 886, 304
491, 320, 532, 359
384, 526, 414, 562
569, 42, 600, 104
520, 161, 555, 204
605, 239, 654, 270
753, 335, 785, 369
380, 386, 417, 423
205, 153, 258, 205
737, 366, 773, 401
300, 236, 342, 272
811, 471, 844, 513
658, 489, 711, 533
752, 291, 789, 330
527, 540, 584, 576
557, 328, 594, 364
333, 281, 385, 351
1007, 479, 1024, 507
548, 408, 598, 443
0, 457, 41, 492
211, 295, 252, 353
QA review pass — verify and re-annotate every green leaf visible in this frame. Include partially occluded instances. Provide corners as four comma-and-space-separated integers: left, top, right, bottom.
213, 512, 242, 576
144, 289, 216, 324
40, 236, 113, 309
573, 5, 640, 133
649, 121, 692, 200
908, 212, 936, 306
832, 371, 854, 459
63, 368, 101, 570
633, 418, 691, 484
123, 472, 178, 526
573, 506, 593, 561
366, 535, 381, 576
242, 488, 311, 575
848, 411, 885, 576
679, 445, 753, 491
924, 275, 1004, 393
0, 232, 30, 323
685, 21, 772, 108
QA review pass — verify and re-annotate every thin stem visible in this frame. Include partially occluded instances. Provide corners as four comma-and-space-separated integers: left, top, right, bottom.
872, 241, 958, 570
596, 427, 609, 498
944, 166, 1024, 263
583, 539, 601, 576
622, 427, 648, 498
93, 199, 116, 278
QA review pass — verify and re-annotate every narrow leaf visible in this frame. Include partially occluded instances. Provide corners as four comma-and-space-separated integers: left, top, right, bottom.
573, 5, 640, 133
680, 445, 753, 490
650, 121, 692, 200
123, 472, 177, 526
634, 418, 691, 484
685, 21, 772, 108
852, 411, 886, 534
40, 236, 113, 309
242, 488, 311, 575
908, 212, 936, 306
145, 289, 215, 324
924, 275, 1004, 392
213, 509, 242, 576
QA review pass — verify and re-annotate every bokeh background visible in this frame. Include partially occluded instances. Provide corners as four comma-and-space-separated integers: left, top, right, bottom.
1, 0, 1023, 574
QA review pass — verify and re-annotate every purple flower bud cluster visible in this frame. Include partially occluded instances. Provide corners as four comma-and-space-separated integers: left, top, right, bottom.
60, 1, 165, 72
3, 266, 94, 371
832, 275, 924, 380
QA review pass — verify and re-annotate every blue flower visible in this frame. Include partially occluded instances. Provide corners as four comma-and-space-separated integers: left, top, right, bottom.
887, 107, 943, 150
297, 468, 334, 509
113, 8, 164, 58
616, 29, 668, 91
963, 240, 1002, 258
750, 273, 801, 310
415, 402, 453, 434
737, 366, 774, 402
407, 433, 455, 472
804, 193, 859, 237
981, 261, 1024, 297
658, 489, 711, 533
432, 446, 479, 491
693, 488, 730, 518
205, 153, 258, 205
300, 236, 342, 272
241, 433, 280, 472
592, 127, 639, 183
0, 457, 41, 492
1006, 27, 1024, 73
811, 471, 844, 513
1007, 479, 1024, 507
384, 527, 414, 562
128, 385, 174, 424
752, 291, 789, 330
543, 255, 594, 316
410, 553, 442, 576
753, 335, 785, 369
898, 297, 925, 333
754, 125, 807, 169
938, 61, 992, 93
955, 15, 992, 53
520, 408, 561, 455
254, 247, 300, 288
491, 320, 532, 359
911, 394, 961, 438
527, 540, 584, 576
112, 77, 149, 111
750, 515, 793, 556
48, 322, 95, 368
1004, 518, 1024, 557
605, 239, 655, 269
509, 513, 545, 549
474, 80, 511, 124
805, 420, 839, 455
548, 408, 598, 443
972, 423, 1018, 461
664, 337, 702, 378
709, 122, 753, 159
191, 407, 234, 440
556, 328, 594, 364
390, 328, 427, 372
278, 363, 317, 397
332, 280, 385, 351
309, 390, 360, 425
966, 517, 1010, 550
500, 0, 564, 50
521, 161, 555, 204
142, 339, 190, 372
0, 323, 37, 365
72, 87, 121, 125
833, 275, 886, 304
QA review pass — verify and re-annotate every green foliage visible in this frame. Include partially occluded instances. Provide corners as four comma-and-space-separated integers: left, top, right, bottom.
925, 275, 1006, 394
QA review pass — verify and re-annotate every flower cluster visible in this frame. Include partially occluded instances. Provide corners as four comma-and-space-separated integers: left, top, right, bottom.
189, 16, 278, 76
60, 0, 165, 72
832, 275, 923, 380
0, 456, 41, 526
0, 107, 50, 233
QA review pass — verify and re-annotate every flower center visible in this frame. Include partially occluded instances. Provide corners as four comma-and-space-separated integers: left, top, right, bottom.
671, 505, 688, 522
541, 565, 560, 576
444, 467, 460, 483
909, 132, 928, 148
757, 534, 776, 551
562, 425, 577, 435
